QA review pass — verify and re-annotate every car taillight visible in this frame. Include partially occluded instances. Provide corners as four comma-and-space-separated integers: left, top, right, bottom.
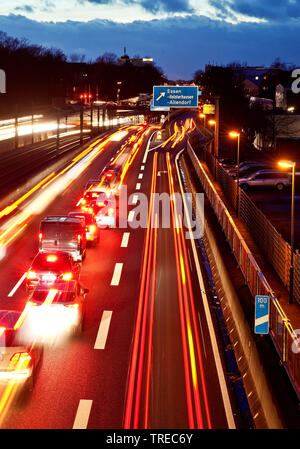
26, 301, 38, 307
89, 225, 97, 233
61, 272, 73, 281
81, 198, 86, 205
10, 352, 31, 365
108, 208, 114, 216
46, 255, 58, 262
64, 303, 79, 310
27, 271, 37, 279
97, 202, 105, 207
39, 233, 43, 241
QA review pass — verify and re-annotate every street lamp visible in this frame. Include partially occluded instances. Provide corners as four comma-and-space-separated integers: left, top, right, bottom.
208, 119, 216, 153
208, 120, 217, 179
199, 113, 206, 129
117, 81, 122, 105
278, 160, 296, 304
229, 131, 241, 216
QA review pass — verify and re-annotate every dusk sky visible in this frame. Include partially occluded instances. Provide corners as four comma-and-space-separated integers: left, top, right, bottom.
0, 0, 300, 79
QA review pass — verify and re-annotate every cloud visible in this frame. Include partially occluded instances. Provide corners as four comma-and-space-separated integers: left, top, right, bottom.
14, 5, 34, 13
83, 0, 193, 13
209, 0, 300, 21
0, 12, 299, 80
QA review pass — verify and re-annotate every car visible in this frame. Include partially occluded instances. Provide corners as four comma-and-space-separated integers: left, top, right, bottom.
25, 281, 88, 341
68, 211, 99, 246
239, 170, 291, 191
219, 158, 236, 168
225, 160, 255, 172
79, 190, 109, 212
0, 310, 43, 393
100, 165, 122, 195
232, 163, 272, 179
89, 196, 116, 228
26, 251, 81, 290
39, 216, 86, 262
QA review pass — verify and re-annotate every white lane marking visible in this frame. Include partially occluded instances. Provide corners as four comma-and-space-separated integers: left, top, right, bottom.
131, 194, 138, 205
73, 400, 93, 429
111, 263, 123, 286
8, 272, 27, 297
175, 150, 236, 429
138, 173, 143, 179
128, 211, 135, 223
121, 232, 130, 248
136, 183, 141, 190
142, 130, 158, 164
140, 165, 145, 171
94, 311, 113, 349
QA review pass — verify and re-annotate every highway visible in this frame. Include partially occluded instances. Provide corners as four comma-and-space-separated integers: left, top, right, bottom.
0, 116, 241, 429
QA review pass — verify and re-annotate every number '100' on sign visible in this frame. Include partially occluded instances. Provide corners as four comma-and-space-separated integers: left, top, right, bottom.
254, 295, 269, 334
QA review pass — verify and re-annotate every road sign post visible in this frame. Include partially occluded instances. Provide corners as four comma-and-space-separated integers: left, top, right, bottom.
153, 86, 198, 108
255, 295, 270, 334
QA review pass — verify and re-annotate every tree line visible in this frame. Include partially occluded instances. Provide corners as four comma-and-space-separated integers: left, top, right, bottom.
0, 31, 165, 116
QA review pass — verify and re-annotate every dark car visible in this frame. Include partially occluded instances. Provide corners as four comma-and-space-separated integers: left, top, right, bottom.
39, 216, 86, 262
26, 251, 81, 290
68, 211, 99, 246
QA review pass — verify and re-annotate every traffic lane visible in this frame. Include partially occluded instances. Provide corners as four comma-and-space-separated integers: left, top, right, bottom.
148, 151, 189, 428
245, 187, 300, 247
169, 148, 234, 428
126, 144, 233, 429
1, 126, 156, 428
2, 226, 146, 429
0, 128, 138, 303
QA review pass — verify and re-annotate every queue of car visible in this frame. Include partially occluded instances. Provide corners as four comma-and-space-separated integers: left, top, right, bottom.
219, 158, 291, 191
0, 164, 120, 398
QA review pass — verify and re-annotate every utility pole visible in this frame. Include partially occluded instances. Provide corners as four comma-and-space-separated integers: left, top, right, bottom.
215, 96, 220, 159
14, 105, 19, 150
80, 104, 83, 146
56, 112, 60, 157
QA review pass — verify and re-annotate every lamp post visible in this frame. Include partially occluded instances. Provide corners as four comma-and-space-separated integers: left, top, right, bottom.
208, 120, 217, 179
208, 119, 216, 153
278, 160, 296, 304
200, 113, 206, 129
117, 81, 122, 105
229, 131, 241, 216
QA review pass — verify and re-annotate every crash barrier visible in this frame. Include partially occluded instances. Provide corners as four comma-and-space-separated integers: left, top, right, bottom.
201, 147, 299, 304
187, 139, 300, 400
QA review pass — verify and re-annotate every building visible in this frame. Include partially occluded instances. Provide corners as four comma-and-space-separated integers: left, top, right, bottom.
118, 48, 154, 67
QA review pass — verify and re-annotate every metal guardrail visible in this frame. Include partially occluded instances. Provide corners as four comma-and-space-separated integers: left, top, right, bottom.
201, 146, 299, 304
187, 139, 300, 400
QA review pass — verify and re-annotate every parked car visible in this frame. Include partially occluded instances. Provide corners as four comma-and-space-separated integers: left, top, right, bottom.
226, 160, 256, 173
239, 170, 291, 191
232, 163, 272, 179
